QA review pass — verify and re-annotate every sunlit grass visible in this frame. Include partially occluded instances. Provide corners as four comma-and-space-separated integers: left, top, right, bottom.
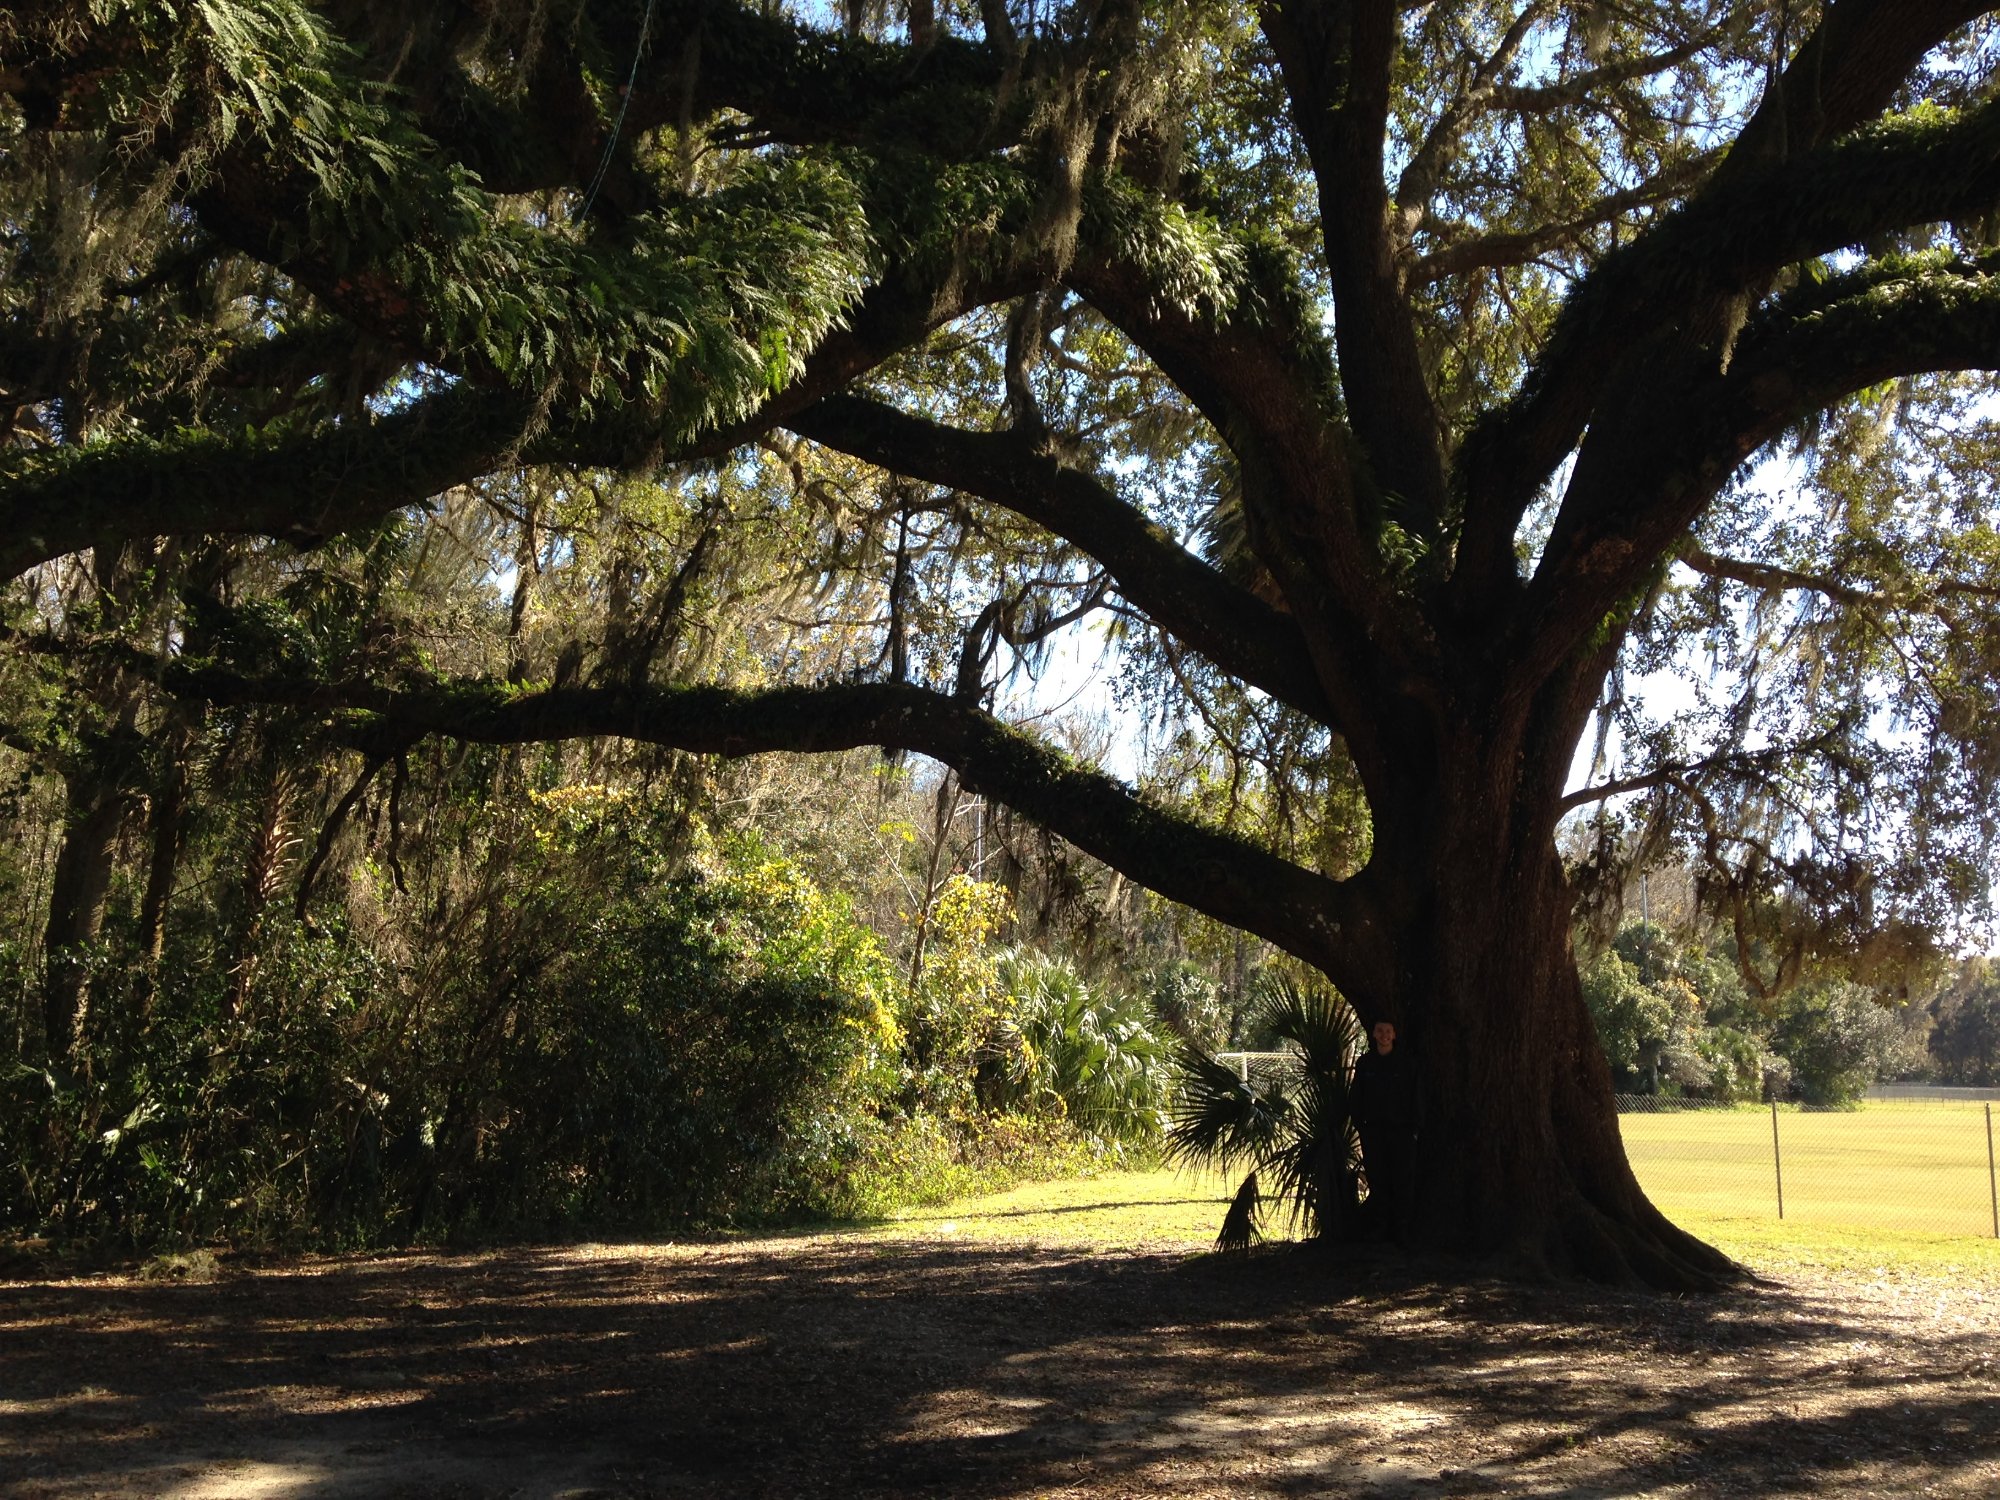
846, 1118, 2000, 1290
1667, 1210, 2000, 1288
1621, 1100, 2000, 1239
873, 1167, 1230, 1251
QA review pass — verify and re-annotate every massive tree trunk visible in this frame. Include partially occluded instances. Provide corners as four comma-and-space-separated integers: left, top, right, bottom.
1394, 828, 1733, 1284
1315, 661, 1741, 1287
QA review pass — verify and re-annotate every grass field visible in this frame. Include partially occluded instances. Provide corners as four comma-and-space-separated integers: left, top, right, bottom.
875, 1166, 2000, 1286
1619, 1099, 2000, 1239
871, 1102, 2000, 1286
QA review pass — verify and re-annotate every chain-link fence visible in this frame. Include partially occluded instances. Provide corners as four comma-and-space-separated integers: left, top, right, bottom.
1207, 1056, 2000, 1238
1616, 1093, 2000, 1238
1213, 1051, 1301, 1082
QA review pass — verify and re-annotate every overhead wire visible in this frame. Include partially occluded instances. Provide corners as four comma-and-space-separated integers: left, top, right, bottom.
573, 0, 661, 223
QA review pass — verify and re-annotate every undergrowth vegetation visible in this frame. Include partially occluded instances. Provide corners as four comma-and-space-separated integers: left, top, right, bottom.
1, 745, 1179, 1253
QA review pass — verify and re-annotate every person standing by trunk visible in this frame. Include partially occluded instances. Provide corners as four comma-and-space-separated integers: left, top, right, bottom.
1351, 1019, 1419, 1240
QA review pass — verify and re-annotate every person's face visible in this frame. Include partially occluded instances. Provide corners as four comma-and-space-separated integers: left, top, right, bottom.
1371, 1021, 1396, 1055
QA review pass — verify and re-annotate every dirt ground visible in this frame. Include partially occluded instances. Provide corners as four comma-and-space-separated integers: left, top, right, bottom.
3, 1219, 1998, 1499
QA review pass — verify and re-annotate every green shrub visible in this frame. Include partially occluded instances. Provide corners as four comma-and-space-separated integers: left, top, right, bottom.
828, 1110, 1111, 1219
0, 829, 904, 1249
404, 840, 901, 1235
1774, 980, 1918, 1106
985, 948, 1169, 1145
1147, 960, 1228, 1051
900, 875, 1012, 1112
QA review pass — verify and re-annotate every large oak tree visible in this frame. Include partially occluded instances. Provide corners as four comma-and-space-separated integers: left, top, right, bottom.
7, 0, 2000, 1286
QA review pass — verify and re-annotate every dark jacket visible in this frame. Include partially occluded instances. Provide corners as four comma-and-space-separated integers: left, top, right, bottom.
1350, 1047, 1419, 1136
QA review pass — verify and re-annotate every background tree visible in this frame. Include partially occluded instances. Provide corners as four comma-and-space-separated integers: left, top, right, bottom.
1928, 960, 2000, 1087
1581, 913, 1928, 1102
6, 0, 2000, 1285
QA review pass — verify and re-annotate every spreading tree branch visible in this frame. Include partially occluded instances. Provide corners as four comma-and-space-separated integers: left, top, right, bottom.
1556, 741, 1845, 816
1452, 0, 1999, 600
1394, 0, 1553, 224
1061, 248, 1365, 581
1678, 547, 1880, 611
787, 394, 1336, 723
0, 250, 1051, 582
1516, 257, 2000, 680
162, 665, 1391, 988
0, 385, 531, 580
1480, 36, 1719, 117
1261, 0, 1449, 540
1061, 246, 1432, 761
1406, 154, 1719, 288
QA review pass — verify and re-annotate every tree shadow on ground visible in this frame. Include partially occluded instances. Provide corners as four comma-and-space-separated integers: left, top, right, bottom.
2, 1220, 1996, 1498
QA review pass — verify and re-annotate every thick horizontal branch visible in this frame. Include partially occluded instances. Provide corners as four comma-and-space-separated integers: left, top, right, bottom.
0, 385, 532, 580
453, 0, 1030, 202
4, 0, 1023, 195
42, 23, 996, 420
0, 257, 1047, 581
641, 2, 1026, 159
1516, 258, 2000, 681
787, 395, 1336, 723
163, 666, 1388, 986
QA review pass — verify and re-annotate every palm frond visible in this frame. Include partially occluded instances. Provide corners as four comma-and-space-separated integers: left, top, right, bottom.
990, 947, 1170, 1141
1261, 972, 1364, 1083
1164, 1042, 1292, 1173
1168, 972, 1365, 1242
1261, 1130, 1318, 1236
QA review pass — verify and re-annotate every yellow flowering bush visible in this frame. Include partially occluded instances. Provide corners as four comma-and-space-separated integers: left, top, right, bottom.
903, 875, 1013, 1111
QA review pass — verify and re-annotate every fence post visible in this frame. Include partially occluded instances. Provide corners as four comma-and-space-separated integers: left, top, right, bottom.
1771, 1099, 1784, 1220
1987, 1103, 1997, 1241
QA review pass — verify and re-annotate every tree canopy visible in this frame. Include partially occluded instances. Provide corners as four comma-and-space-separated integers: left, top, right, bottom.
6, 0, 2000, 1287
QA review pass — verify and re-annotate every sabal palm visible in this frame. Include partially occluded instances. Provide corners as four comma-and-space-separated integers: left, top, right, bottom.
989, 948, 1168, 1143
1166, 976, 1365, 1249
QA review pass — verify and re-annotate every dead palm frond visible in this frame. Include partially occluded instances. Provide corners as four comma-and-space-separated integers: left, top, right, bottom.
1216, 1170, 1262, 1252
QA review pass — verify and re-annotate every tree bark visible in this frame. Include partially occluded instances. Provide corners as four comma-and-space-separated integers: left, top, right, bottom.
42, 770, 131, 1061
136, 722, 192, 1007
1400, 837, 1734, 1285
1340, 692, 1741, 1287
